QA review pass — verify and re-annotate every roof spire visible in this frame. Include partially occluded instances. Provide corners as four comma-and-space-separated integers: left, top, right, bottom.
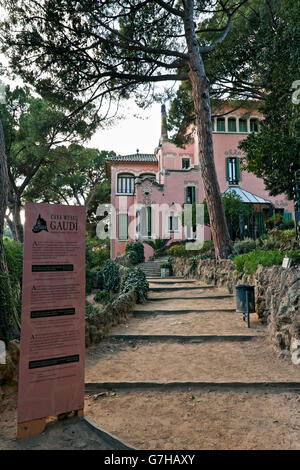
160, 103, 168, 144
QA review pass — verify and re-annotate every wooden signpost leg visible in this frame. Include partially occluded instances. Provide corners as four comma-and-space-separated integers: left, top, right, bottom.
17, 417, 46, 440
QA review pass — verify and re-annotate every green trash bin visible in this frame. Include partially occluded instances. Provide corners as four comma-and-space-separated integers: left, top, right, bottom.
235, 285, 255, 328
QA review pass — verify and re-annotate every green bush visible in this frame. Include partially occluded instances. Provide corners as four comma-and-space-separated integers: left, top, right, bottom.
85, 300, 100, 319
233, 250, 285, 275
121, 267, 149, 303
232, 238, 256, 256
3, 237, 23, 318
93, 290, 111, 304
284, 250, 300, 264
160, 262, 171, 269
125, 241, 145, 265
167, 244, 187, 257
102, 259, 120, 293
86, 236, 110, 270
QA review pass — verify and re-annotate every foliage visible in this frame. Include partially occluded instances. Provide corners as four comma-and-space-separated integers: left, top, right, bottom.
256, 229, 297, 251
93, 290, 111, 305
85, 300, 100, 319
3, 237, 23, 317
233, 250, 285, 275
143, 238, 169, 258
232, 238, 256, 256
120, 267, 149, 304
102, 259, 120, 293
86, 236, 110, 270
125, 241, 145, 265
167, 244, 187, 257
203, 193, 253, 240
266, 214, 295, 231
160, 263, 171, 269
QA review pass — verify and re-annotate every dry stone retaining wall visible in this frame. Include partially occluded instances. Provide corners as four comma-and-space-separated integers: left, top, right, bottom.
171, 257, 300, 355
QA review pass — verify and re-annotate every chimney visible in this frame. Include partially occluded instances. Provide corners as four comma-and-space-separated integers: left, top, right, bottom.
159, 104, 168, 144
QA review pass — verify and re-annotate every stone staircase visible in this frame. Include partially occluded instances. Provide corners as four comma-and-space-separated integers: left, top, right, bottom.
138, 257, 169, 278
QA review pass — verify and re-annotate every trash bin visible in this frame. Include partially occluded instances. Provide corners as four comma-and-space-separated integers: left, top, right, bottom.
235, 285, 255, 328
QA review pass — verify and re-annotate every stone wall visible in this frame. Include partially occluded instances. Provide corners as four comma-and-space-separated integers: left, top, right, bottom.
85, 290, 136, 347
0, 290, 137, 391
171, 257, 300, 355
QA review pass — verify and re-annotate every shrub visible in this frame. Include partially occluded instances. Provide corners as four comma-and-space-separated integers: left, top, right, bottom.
143, 238, 169, 258
86, 236, 110, 270
160, 263, 171, 269
232, 238, 256, 256
85, 300, 100, 319
284, 250, 300, 264
102, 259, 120, 293
121, 267, 149, 303
125, 241, 145, 265
94, 290, 111, 304
3, 237, 23, 318
167, 244, 187, 257
233, 250, 285, 275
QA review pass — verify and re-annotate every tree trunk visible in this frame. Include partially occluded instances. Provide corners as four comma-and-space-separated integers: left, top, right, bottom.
7, 184, 24, 242
183, 1, 232, 258
0, 120, 18, 344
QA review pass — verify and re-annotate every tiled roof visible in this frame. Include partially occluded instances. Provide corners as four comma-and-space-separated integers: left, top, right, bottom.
106, 153, 157, 162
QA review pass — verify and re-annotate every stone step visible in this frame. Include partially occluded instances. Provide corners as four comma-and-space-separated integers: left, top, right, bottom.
133, 309, 237, 316
108, 334, 258, 343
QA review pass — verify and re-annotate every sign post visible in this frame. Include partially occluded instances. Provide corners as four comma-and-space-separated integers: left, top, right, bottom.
17, 203, 86, 439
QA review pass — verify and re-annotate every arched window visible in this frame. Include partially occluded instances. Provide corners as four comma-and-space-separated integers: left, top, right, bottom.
217, 118, 225, 132
117, 174, 134, 194
239, 119, 248, 133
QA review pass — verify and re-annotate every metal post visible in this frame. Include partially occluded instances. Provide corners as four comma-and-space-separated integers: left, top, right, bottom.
246, 289, 250, 328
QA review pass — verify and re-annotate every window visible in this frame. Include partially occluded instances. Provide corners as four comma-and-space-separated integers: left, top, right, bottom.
239, 119, 248, 133
182, 158, 190, 169
228, 118, 237, 132
146, 206, 152, 238
117, 175, 134, 194
217, 118, 225, 132
118, 214, 128, 240
186, 186, 196, 203
226, 157, 241, 185
168, 215, 179, 232
211, 119, 215, 131
250, 119, 259, 132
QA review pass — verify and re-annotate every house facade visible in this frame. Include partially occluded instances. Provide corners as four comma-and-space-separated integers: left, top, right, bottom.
105, 104, 294, 260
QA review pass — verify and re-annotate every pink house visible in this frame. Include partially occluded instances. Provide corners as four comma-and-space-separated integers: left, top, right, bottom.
105, 104, 294, 260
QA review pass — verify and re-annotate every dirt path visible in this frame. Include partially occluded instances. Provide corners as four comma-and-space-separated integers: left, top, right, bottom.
85, 277, 300, 450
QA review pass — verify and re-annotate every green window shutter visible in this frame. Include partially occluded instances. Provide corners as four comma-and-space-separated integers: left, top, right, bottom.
147, 206, 152, 237
217, 119, 225, 132
225, 157, 230, 182
191, 186, 195, 203
228, 119, 236, 132
256, 212, 265, 237
236, 158, 241, 182
239, 119, 247, 132
283, 212, 292, 221
118, 214, 128, 240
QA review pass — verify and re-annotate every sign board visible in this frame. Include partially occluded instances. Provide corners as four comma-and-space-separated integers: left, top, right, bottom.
18, 203, 85, 431
282, 257, 292, 269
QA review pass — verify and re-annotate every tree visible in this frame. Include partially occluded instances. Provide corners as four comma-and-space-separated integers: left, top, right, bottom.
0, 0, 253, 258
24, 145, 113, 210
0, 86, 98, 242
166, 0, 300, 198
0, 120, 18, 344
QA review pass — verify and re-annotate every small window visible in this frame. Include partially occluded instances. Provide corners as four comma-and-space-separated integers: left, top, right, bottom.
228, 118, 237, 132
117, 175, 134, 194
211, 119, 215, 131
186, 186, 195, 203
250, 119, 259, 132
182, 158, 190, 169
239, 119, 248, 133
217, 118, 225, 132
226, 157, 241, 185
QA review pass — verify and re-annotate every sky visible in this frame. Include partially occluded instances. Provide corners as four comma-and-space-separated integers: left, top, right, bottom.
88, 100, 163, 156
